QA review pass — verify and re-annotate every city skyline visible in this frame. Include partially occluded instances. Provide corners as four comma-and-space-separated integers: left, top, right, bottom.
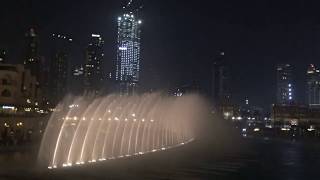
2, 0, 320, 109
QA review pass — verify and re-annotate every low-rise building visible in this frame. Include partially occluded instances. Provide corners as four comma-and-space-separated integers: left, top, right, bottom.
0, 64, 47, 144
0, 64, 41, 113
272, 104, 320, 128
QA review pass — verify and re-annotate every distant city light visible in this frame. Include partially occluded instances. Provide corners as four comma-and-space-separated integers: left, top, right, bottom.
266, 125, 273, 128
119, 47, 127, 50
254, 128, 260, 132
223, 112, 230, 118
2, 106, 15, 110
307, 125, 315, 131
281, 127, 290, 131
91, 34, 101, 37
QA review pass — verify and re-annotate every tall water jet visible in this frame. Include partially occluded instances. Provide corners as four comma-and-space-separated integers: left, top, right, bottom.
38, 93, 207, 169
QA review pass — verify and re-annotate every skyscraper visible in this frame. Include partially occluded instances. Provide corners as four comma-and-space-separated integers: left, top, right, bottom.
211, 51, 231, 105
84, 34, 104, 94
276, 64, 294, 104
0, 50, 6, 63
116, 3, 142, 95
24, 28, 41, 80
49, 34, 72, 103
71, 65, 85, 95
306, 64, 320, 107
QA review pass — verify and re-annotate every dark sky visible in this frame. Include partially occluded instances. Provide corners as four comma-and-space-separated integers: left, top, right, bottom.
1, 0, 320, 110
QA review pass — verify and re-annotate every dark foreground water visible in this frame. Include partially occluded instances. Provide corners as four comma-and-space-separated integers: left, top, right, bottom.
1, 136, 320, 180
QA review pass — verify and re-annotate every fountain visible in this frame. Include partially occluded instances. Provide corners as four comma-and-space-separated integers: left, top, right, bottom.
38, 93, 206, 169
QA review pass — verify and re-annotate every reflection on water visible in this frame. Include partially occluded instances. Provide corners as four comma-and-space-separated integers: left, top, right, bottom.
1, 137, 320, 179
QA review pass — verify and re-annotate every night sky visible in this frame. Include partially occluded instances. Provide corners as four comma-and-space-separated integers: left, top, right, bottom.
1, 0, 320, 111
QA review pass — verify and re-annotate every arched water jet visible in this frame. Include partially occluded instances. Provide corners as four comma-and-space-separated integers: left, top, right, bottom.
39, 93, 206, 169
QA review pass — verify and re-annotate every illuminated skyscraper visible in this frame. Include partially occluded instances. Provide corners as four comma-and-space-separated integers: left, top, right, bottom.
84, 34, 104, 94
116, 4, 142, 95
276, 64, 294, 104
306, 64, 320, 107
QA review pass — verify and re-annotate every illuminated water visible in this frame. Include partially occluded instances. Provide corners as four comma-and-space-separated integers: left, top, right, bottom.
38, 93, 206, 169
3, 137, 320, 179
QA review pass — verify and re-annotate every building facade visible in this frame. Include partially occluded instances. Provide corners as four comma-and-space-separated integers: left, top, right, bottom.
0, 64, 39, 107
272, 104, 320, 128
116, 10, 142, 95
276, 64, 294, 104
0, 63, 49, 144
84, 34, 104, 94
306, 64, 320, 108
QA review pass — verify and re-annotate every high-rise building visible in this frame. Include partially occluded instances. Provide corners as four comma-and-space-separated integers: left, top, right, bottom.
306, 64, 320, 107
71, 65, 85, 95
49, 34, 72, 103
116, 5, 142, 95
24, 28, 41, 80
211, 51, 231, 105
276, 64, 294, 104
84, 34, 104, 94
0, 50, 6, 63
